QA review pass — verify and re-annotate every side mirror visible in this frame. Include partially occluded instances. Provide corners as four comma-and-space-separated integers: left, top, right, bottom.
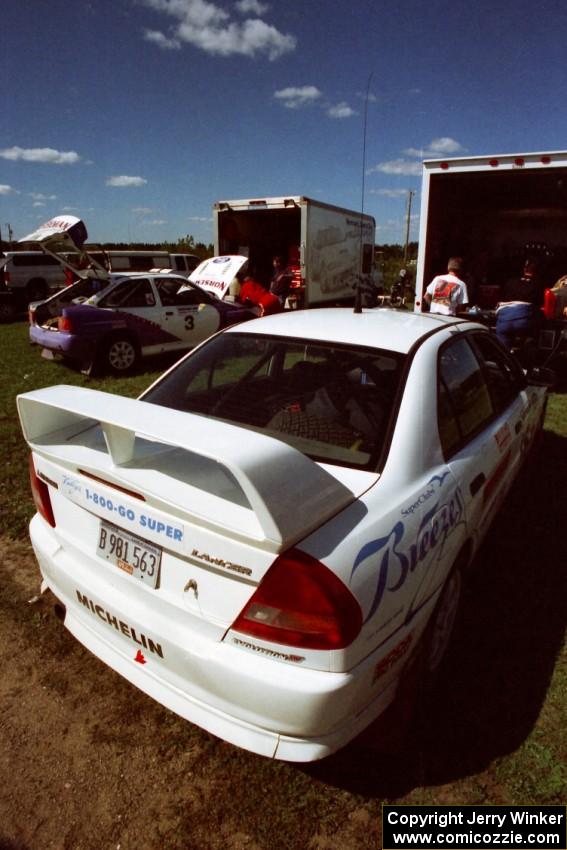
526, 366, 556, 388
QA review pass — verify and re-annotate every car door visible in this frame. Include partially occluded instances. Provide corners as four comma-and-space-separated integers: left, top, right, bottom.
438, 331, 529, 546
97, 277, 172, 354
154, 277, 221, 351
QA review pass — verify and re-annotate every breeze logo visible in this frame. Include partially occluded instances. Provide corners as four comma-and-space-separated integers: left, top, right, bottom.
382, 805, 566, 850
351, 488, 464, 622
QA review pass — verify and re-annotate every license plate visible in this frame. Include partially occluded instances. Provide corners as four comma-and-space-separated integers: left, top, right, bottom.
97, 521, 162, 589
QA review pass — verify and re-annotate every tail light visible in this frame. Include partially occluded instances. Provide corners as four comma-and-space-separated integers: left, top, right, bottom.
29, 455, 56, 527
230, 549, 362, 650
58, 315, 73, 332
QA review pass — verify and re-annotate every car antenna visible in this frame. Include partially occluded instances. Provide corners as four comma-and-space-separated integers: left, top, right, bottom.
354, 72, 373, 314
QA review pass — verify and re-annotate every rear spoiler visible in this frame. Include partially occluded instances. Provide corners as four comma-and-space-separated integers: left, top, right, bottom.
17, 386, 357, 549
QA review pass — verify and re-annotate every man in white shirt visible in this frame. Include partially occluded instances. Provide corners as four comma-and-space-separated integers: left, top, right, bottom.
424, 257, 468, 316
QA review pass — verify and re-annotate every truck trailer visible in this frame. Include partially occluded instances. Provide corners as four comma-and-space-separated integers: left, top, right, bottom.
414, 150, 567, 311
213, 196, 376, 308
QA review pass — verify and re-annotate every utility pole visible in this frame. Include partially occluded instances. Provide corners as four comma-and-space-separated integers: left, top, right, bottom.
403, 190, 415, 264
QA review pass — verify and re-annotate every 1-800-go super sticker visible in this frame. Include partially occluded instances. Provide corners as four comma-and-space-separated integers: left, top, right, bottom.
61, 474, 183, 543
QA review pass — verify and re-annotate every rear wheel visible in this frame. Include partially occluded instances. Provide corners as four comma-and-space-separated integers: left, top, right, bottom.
0, 298, 16, 323
101, 335, 139, 375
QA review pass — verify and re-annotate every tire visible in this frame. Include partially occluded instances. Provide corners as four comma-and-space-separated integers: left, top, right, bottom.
101, 335, 140, 375
27, 279, 48, 302
0, 298, 16, 323
423, 566, 462, 675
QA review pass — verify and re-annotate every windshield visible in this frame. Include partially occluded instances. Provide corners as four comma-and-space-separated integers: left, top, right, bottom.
143, 332, 405, 469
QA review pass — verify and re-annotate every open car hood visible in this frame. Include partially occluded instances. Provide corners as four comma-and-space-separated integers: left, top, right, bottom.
189, 255, 248, 299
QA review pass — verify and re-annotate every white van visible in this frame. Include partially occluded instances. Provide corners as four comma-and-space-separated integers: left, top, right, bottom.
3, 251, 69, 301
88, 250, 201, 276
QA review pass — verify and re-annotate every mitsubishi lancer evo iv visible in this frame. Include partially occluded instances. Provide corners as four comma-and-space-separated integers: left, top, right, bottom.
17, 308, 550, 761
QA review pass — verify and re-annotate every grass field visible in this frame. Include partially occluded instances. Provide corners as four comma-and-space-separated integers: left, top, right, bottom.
1, 317, 565, 845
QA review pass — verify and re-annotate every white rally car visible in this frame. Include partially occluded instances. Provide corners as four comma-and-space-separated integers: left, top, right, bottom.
18, 308, 550, 761
29, 256, 253, 375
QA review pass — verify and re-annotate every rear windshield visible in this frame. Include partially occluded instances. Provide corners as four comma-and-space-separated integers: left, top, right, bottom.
144, 332, 405, 469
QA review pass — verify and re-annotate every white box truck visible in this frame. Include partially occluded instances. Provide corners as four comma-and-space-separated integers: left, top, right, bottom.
414, 150, 567, 311
213, 196, 376, 308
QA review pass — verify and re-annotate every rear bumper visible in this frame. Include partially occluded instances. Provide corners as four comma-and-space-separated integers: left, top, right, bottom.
29, 515, 397, 762
29, 325, 95, 360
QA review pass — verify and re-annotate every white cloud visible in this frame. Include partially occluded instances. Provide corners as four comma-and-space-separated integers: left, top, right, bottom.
189, 215, 212, 222
144, 29, 181, 49
60, 206, 94, 213
273, 85, 322, 109
106, 176, 148, 187
367, 138, 466, 183
32, 201, 45, 207
0, 184, 17, 195
404, 137, 465, 158
132, 206, 154, 214
327, 101, 355, 119
367, 159, 423, 177
235, 0, 268, 14
356, 91, 377, 102
30, 192, 57, 201
274, 87, 356, 119
369, 188, 409, 198
0, 146, 80, 165
141, 0, 295, 59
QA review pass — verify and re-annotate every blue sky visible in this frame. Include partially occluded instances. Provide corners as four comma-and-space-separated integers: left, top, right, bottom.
2, 0, 567, 246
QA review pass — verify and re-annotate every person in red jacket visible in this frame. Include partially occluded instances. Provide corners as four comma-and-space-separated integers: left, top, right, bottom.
239, 272, 282, 316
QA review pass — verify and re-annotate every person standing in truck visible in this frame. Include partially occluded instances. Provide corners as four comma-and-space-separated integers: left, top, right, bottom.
495, 258, 543, 348
270, 255, 293, 306
424, 257, 469, 316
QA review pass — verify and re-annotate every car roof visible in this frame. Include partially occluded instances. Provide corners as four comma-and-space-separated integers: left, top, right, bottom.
225, 307, 465, 354
106, 271, 188, 280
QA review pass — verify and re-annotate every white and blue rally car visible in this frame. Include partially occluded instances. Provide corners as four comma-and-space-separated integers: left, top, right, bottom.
28, 255, 253, 375
18, 307, 550, 761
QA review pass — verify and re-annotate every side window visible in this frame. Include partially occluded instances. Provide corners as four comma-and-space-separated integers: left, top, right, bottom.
438, 337, 494, 457
101, 279, 155, 308
156, 279, 205, 306
470, 333, 525, 414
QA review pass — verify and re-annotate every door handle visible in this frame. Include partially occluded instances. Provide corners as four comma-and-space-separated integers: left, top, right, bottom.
470, 472, 486, 497
165, 310, 174, 316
